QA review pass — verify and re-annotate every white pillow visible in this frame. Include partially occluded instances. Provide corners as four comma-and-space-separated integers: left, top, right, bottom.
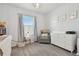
41, 34, 48, 36
0, 35, 7, 41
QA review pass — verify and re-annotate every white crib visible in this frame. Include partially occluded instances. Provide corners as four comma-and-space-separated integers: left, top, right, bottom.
0, 35, 12, 56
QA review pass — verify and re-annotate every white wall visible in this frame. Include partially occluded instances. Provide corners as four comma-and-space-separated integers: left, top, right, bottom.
46, 4, 79, 37
0, 4, 46, 42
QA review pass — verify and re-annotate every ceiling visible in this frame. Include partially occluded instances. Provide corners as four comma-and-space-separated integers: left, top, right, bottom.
9, 3, 63, 14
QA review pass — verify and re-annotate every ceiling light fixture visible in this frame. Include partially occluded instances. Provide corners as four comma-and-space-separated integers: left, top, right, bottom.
33, 3, 40, 8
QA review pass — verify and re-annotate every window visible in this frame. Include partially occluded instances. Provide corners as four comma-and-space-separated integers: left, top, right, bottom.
22, 16, 33, 25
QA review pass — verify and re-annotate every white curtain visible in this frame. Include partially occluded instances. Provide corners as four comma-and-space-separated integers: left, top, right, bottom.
18, 14, 24, 42
33, 17, 38, 41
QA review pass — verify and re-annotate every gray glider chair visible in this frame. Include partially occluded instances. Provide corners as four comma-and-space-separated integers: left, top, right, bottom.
38, 29, 51, 44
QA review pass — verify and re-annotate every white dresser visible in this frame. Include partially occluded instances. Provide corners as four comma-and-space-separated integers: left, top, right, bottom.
77, 38, 79, 55
51, 32, 76, 52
